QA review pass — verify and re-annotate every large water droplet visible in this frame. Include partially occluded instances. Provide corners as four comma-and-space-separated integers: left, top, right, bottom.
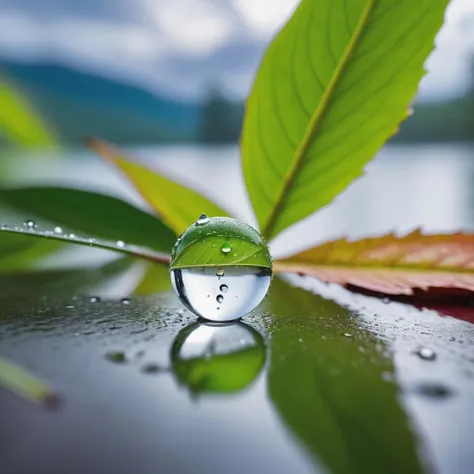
221, 242, 232, 254
171, 266, 271, 323
196, 213, 209, 226
216, 268, 224, 278
220, 284, 228, 293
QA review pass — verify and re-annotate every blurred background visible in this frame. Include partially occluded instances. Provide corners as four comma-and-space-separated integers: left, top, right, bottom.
0, 0, 473, 257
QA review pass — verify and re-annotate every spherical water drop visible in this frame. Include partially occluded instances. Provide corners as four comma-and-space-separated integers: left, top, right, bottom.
89, 296, 100, 303
121, 298, 131, 305
24, 220, 36, 229
54, 226, 63, 234
416, 347, 436, 361
116, 240, 125, 248
196, 213, 209, 226
170, 217, 272, 323
221, 242, 232, 254
68, 233, 76, 239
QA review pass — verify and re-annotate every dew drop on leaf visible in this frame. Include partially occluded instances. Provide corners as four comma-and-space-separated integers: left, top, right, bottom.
196, 213, 209, 226
221, 242, 232, 254
116, 240, 125, 248
54, 226, 63, 234
23, 219, 36, 229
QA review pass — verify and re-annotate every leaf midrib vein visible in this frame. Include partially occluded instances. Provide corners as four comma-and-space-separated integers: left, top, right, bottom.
262, 0, 375, 240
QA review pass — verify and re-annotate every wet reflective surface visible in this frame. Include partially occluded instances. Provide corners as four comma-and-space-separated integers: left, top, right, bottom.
0, 265, 473, 474
1, 144, 474, 473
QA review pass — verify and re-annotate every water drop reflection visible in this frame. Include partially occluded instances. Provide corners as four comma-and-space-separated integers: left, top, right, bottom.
171, 321, 266, 396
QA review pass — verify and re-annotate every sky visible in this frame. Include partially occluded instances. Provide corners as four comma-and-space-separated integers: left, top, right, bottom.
0, 0, 473, 101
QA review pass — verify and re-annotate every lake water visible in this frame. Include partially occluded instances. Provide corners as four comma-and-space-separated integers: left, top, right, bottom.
3, 143, 474, 259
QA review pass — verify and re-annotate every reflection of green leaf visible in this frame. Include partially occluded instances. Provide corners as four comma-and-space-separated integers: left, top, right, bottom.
170, 217, 272, 269
0, 230, 62, 272
134, 263, 172, 295
89, 139, 230, 234
0, 357, 58, 407
171, 322, 266, 394
242, 0, 449, 240
0, 257, 133, 297
0, 78, 57, 148
263, 278, 423, 473
0, 186, 176, 253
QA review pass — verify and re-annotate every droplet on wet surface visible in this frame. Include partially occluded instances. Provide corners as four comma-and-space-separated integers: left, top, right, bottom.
121, 298, 131, 305
196, 213, 209, 226
54, 226, 63, 234
220, 242, 232, 254
116, 240, 125, 248
416, 347, 436, 361
216, 269, 224, 278
415, 383, 453, 399
141, 363, 166, 374
106, 351, 127, 363
220, 284, 228, 293
89, 296, 100, 303
68, 233, 76, 239
171, 266, 271, 323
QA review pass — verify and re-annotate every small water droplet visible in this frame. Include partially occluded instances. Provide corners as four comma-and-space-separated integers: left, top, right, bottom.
382, 297, 390, 304
216, 268, 224, 277
121, 298, 131, 305
23, 219, 36, 229
141, 363, 165, 374
216, 295, 224, 304
196, 213, 209, 226
68, 233, 76, 239
54, 226, 63, 234
415, 383, 452, 399
89, 296, 100, 303
65, 304, 75, 309
220, 284, 228, 293
416, 347, 436, 361
221, 242, 232, 254
449, 337, 456, 342
116, 240, 125, 248
344, 333, 353, 338
88, 238, 96, 243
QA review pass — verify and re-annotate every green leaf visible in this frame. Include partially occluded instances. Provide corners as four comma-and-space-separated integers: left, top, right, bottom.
88, 139, 231, 234
0, 357, 59, 407
263, 278, 424, 473
0, 226, 169, 265
241, 0, 449, 240
170, 217, 272, 269
0, 186, 176, 253
0, 77, 57, 148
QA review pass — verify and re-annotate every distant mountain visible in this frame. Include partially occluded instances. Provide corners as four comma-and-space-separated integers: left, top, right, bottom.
0, 61, 200, 144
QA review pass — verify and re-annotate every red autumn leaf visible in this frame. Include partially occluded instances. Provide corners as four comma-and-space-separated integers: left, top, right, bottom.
274, 230, 474, 297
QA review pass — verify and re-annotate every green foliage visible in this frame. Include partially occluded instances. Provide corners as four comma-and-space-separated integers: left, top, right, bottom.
0, 0, 456, 300
89, 139, 230, 234
0, 186, 176, 253
0, 77, 57, 148
170, 217, 272, 270
241, 0, 449, 240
